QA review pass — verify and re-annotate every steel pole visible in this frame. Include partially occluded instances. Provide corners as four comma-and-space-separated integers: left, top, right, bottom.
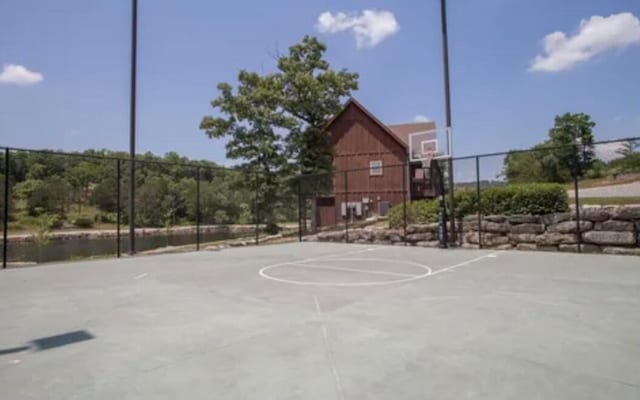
254, 171, 259, 246
475, 156, 482, 248
297, 178, 303, 242
2, 149, 9, 268
344, 171, 349, 243
196, 167, 201, 251
116, 159, 121, 258
402, 162, 407, 246
440, 0, 456, 244
128, 0, 138, 255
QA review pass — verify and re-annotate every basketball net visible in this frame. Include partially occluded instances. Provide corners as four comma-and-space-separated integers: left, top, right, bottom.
421, 151, 435, 171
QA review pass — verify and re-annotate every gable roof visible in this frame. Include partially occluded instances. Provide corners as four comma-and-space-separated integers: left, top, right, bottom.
387, 122, 437, 146
324, 98, 437, 150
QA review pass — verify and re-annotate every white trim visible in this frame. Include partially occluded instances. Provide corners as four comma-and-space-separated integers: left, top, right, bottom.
369, 160, 383, 176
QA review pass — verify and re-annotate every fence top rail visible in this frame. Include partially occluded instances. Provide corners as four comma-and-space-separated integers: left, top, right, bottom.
0, 145, 237, 172
294, 136, 640, 179
450, 136, 640, 162
4, 135, 639, 180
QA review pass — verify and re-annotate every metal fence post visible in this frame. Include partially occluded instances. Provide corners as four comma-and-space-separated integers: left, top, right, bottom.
297, 177, 302, 242
196, 166, 200, 251
402, 162, 407, 246
448, 157, 456, 245
573, 170, 582, 253
116, 159, 121, 258
3, 149, 9, 269
475, 156, 482, 248
128, 0, 138, 256
254, 171, 259, 246
344, 171, 349, 243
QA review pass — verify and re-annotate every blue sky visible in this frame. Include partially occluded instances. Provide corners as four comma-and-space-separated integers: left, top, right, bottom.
1, 0, 639, 167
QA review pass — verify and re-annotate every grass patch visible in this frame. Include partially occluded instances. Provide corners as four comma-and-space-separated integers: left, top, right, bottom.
579, 196, 640, 206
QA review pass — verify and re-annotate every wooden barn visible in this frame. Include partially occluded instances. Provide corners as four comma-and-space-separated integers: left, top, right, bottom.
314, 98, 439, 228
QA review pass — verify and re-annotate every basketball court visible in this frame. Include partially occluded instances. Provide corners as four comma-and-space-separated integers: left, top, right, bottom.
1, 242, 639, 399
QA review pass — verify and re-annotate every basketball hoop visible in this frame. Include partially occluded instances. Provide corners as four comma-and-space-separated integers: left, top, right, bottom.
422, 151, 435, 170
409, 130, 441, 165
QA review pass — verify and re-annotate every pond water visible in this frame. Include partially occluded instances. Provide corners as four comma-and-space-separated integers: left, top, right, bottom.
6, 230, 252, 264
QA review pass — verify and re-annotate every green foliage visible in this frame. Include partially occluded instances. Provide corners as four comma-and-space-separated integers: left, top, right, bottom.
69, 214, 94, 228
95, 212, 116, 224
608, 152, 640, 173
200, 35, 358, 229
278, 36, 359, 177
200, 70, 291, 231
14, 177, 72, 216
453, 184, 569, 216
136, 176, 170, 227
388, 199, 439, 228
388, 183, 568, 228
90, 177, 118, 212
32, 214, 56, 262
503, 113, 596, 183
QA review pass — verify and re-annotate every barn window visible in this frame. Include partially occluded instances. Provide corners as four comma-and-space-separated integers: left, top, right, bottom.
370, 160, 383, 176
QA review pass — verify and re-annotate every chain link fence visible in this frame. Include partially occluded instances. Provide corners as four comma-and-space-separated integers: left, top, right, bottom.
2, 137, 639, 266
0, 148, 280, 267
296, 137, 640, 254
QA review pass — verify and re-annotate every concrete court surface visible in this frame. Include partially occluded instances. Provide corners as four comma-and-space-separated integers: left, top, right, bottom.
0, 242, 639, 399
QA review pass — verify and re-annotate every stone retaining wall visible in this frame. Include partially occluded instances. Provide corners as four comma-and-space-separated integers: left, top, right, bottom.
8, 224, 259, 244
303, 206, 640, 256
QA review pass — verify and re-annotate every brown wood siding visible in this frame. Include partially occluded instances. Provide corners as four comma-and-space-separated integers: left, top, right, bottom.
316, 197, 338, 228
322, 103, 409, 221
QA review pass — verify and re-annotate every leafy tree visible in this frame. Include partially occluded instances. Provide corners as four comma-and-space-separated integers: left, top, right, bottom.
136, 175, 170, 227
276, 36, 359, 177
67, 161, 99, 212
502, 145, 547, 183
548, 112, 595, 178
15, 177, 71, 216
200, 71, 291, 233
162, 180, 187, 226
503, 113, 596, 183
90, 177, 119, 212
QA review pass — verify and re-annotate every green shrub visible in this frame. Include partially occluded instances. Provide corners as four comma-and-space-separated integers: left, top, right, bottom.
474, 183, 568, 215
48, 214, 63, 229
15, 213, 62, 229
388, 199, 439, 228
70, 214, 94, 228
389, 183, 568, 228
95, 212, 116, 224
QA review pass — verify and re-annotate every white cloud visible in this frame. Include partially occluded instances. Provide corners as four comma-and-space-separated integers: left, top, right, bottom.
316, 10, 399, 48
614, 115, 623, 122
530, 12, 640, 72
0, 64, 44, 85
414, 115, 432, 122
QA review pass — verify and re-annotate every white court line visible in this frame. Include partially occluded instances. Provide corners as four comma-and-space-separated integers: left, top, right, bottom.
293, 247, 381, 265
259, 248, 498, 287
288, 263, 418, 278
429, 252, 500, 276
259, 254, 431, 287
314, 296, 345, 400
134, 273, 148, 280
